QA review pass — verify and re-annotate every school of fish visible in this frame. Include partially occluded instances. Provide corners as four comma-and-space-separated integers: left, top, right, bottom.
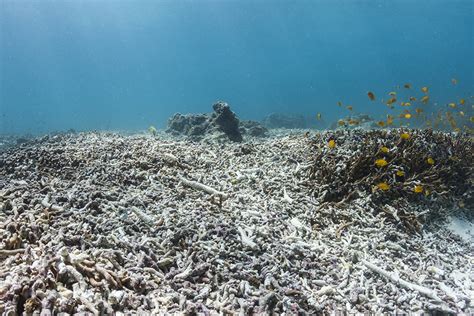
324, 78, 472, 194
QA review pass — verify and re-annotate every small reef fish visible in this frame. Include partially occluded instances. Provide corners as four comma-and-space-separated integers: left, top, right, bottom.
470, 116, 474, 123
421, 95, 430, 104
367, 91, 376, 101
396, 170, 405, 177
389, 91, 397, 96
338, 120, 346, 126
414, 185, 424, 193
328, 139, 336, 149
427, 157, 435, 165
386, 97, 397, 105
346, 105, 353, 111
459, 111, 465, 116
376, 182, 390, 191
415, 108, 423, 114
421, 86, 429, 93
459, 99, 465, 105
452, 78, 458, 85
386, 115, 394, 125
404, 83, 411, 89
348, 119, 359, 125
375, 158, 388, 167
316, 113, 322, 120
380, 146, 389, 153
377, 121, 386, 127
400, 132, 410, 140
448, 103, 456, 108
409, 96, 417, 101
338, 101, 342, 107
446, 112, 457, 129
404, 113, 412, 119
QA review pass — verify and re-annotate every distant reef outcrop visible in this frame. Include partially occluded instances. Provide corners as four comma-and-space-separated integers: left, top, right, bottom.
166, 101, 268, 142
261, 113, 310, 129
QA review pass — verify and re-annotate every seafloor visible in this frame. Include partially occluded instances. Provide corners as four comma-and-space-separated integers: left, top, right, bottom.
0, 129, 472, 315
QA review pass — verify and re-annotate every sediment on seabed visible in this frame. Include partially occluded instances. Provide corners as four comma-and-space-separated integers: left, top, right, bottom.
0, 129, 472, 315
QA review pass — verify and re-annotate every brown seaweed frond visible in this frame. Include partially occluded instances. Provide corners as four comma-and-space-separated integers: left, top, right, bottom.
308, 129, 473, 231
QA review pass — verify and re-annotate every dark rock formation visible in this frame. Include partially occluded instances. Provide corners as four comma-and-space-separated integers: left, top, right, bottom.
211, 101, 243, 142
166, 102, 268, 142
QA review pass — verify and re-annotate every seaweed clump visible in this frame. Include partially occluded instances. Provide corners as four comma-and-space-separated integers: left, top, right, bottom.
308, 129, 473, 231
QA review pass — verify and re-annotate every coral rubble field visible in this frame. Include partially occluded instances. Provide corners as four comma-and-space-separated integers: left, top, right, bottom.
0, 129, 472, 315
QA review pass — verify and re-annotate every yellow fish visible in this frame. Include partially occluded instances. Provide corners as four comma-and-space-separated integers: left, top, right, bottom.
409, 96, 417, 101
348, 119, 359, 125
415, 108, 423, 114
376, 182, 390, 191
404, 113, 412, 119
421, 86, 429, 93
414, 185, 423, 193
381, 146, 389, 153
389, 91, 397, 96
427, 157, 435, 165
386, 115, 394, 125
459, 99, 465, 105
396, 170, 405, 177
328, 139, 336, 149
448, 103, 456, 108
338, 120, 346, 126
377, 121, 386, 127
421, 95, 430, 104
386, 97, 397, 105
400, 132, 410, 140
316, 113, 322, 120
375, 158, 388, 167
459, 111, 465, 116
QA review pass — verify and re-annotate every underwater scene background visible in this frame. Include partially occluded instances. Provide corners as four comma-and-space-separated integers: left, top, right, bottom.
1, 0, 473, 135
1, 2, 474, 314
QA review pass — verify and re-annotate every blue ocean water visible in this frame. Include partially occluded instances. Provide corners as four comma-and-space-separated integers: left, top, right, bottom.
0, 0, 472, 135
